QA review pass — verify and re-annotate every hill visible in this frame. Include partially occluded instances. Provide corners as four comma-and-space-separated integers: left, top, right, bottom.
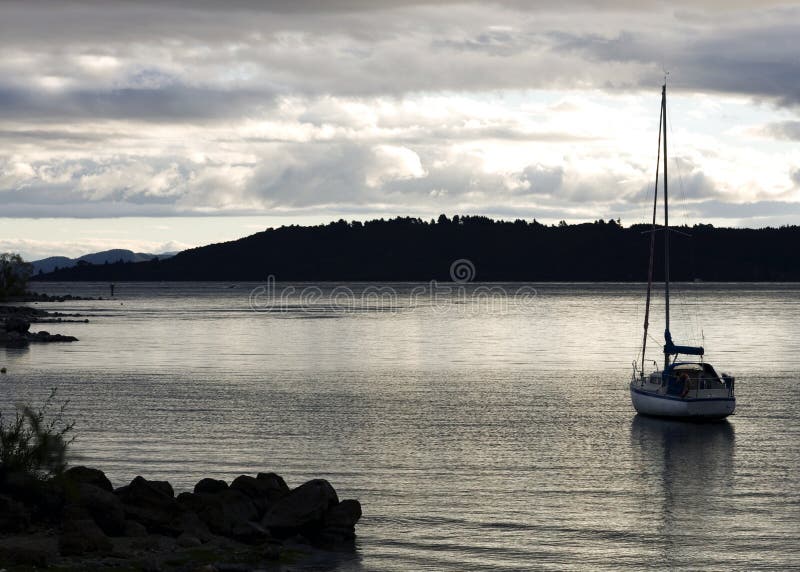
33, 216, 800, 282
31, 249, 178, 275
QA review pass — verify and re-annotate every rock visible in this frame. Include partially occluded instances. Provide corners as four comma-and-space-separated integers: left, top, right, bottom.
177, 532, 203, 548
3, 330, 28, 347
0, 545, 50, 567
194, 477, 228, 495
261, 479, 339, 538
230, 521, 273, 545
64, 466, 114, 492
230, 474, 287, 515
0, 469, 42, 505
115, 476, 182, 535
323, 499, 362, 529
34, 478, 70, 521
70, 483, 126, 536
5, 316, 30, 333
29, 332, 79, 342
59, 518, 113, 556
0, 494, 31, 533
177, 489, 258, 537
173, 510, 213, 543
123, 519, 148, 537
315, 500, 362, 546
7, 476, 66, 524
257, 472, 290, 497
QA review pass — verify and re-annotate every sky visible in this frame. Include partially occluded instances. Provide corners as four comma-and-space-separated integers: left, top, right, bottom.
1, 0, 799, 260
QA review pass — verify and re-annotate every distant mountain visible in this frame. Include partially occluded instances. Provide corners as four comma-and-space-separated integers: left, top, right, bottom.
31, 249, 179, 275
32, 216, 800, 282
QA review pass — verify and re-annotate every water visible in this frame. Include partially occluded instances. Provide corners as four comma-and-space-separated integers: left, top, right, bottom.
2, 282, 799, 570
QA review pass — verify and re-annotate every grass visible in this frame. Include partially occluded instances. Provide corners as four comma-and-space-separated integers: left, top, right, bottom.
0, 388, 75, 479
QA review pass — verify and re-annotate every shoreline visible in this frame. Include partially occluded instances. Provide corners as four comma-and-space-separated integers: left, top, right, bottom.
0, 466, 361, 570
0, 305, 84, 347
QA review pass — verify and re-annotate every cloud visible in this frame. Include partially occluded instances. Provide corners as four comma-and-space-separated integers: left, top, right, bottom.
2, 1, 798, 102
520, 165, 564, 196
691, 199, 800, 220
791, 169, 800, 188
0, 237, 191, 261
1, 0, 799, 232
761, 121, 800, 141
0, 85, 277, 123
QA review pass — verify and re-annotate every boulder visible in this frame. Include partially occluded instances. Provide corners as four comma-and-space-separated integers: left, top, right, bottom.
230, 474, 288, 515
70, 483, 126, 536
230, 521, 273, 545
0, 545, 50, 568
261, 479, 339, 538
59, 518, 113, 556
0, 468, 39, 501
123, 519, 148, 537
5, 316, 30, 333
173, 510, 213, 543
319, 499, 362, 545
3, 330, 28, 347
64, 466, 114, 492
30, 332, 78, 342
194, 477, 228, 494
323, 499, 362, 529
177, 532, 202, 548
0, 494, 31, 533
257, 472, 290, 497
115, 476, 182, 535
177, 489, 258, 537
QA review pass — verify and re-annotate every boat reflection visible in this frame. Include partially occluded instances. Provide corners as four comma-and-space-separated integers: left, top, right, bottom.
629, 415, 735, 567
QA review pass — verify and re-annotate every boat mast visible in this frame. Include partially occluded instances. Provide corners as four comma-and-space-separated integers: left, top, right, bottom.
662, 84, 671, 370
640, 94, 663, 372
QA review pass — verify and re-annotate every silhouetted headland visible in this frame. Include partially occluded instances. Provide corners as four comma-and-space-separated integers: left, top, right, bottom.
35, 216, 800, 282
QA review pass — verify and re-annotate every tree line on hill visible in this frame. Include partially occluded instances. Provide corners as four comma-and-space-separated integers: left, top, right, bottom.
33, 215, 800, 282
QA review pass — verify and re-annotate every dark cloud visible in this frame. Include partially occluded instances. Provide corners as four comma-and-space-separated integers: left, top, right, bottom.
692, 199, 800, 219
0, 85, 276, 122
763, 121, 800, 141
2, 1, 797, 101
520, 165, 564, 196
791, 169, 800, 188
550, 17, 800, 105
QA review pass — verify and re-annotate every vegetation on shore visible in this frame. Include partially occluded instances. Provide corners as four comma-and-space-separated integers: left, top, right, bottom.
0, 252, 33, 301
34, 216, 800, 282
0, 388, 75, 480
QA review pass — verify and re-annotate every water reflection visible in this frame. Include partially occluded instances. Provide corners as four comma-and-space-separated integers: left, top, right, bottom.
630, 415, 735, 568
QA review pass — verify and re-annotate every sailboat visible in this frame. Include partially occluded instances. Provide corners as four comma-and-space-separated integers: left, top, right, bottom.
629, 84, 736, 420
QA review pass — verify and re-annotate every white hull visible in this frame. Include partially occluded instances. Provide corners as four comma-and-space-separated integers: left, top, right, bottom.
630, 385, 735, 420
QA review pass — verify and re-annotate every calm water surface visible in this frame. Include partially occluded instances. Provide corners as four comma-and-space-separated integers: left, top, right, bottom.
2, 282, 799, 570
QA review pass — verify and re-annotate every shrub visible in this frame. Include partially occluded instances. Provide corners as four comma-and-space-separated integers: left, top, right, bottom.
0, 252, 32, 301
0, 388, 75, 479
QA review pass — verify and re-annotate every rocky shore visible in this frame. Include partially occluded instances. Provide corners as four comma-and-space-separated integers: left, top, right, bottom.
0, 466, 362, 570
8, 291, 96, 303
0, 306, 84, 347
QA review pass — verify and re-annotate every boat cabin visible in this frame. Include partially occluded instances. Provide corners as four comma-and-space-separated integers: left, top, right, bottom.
665, 362, 725, 392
